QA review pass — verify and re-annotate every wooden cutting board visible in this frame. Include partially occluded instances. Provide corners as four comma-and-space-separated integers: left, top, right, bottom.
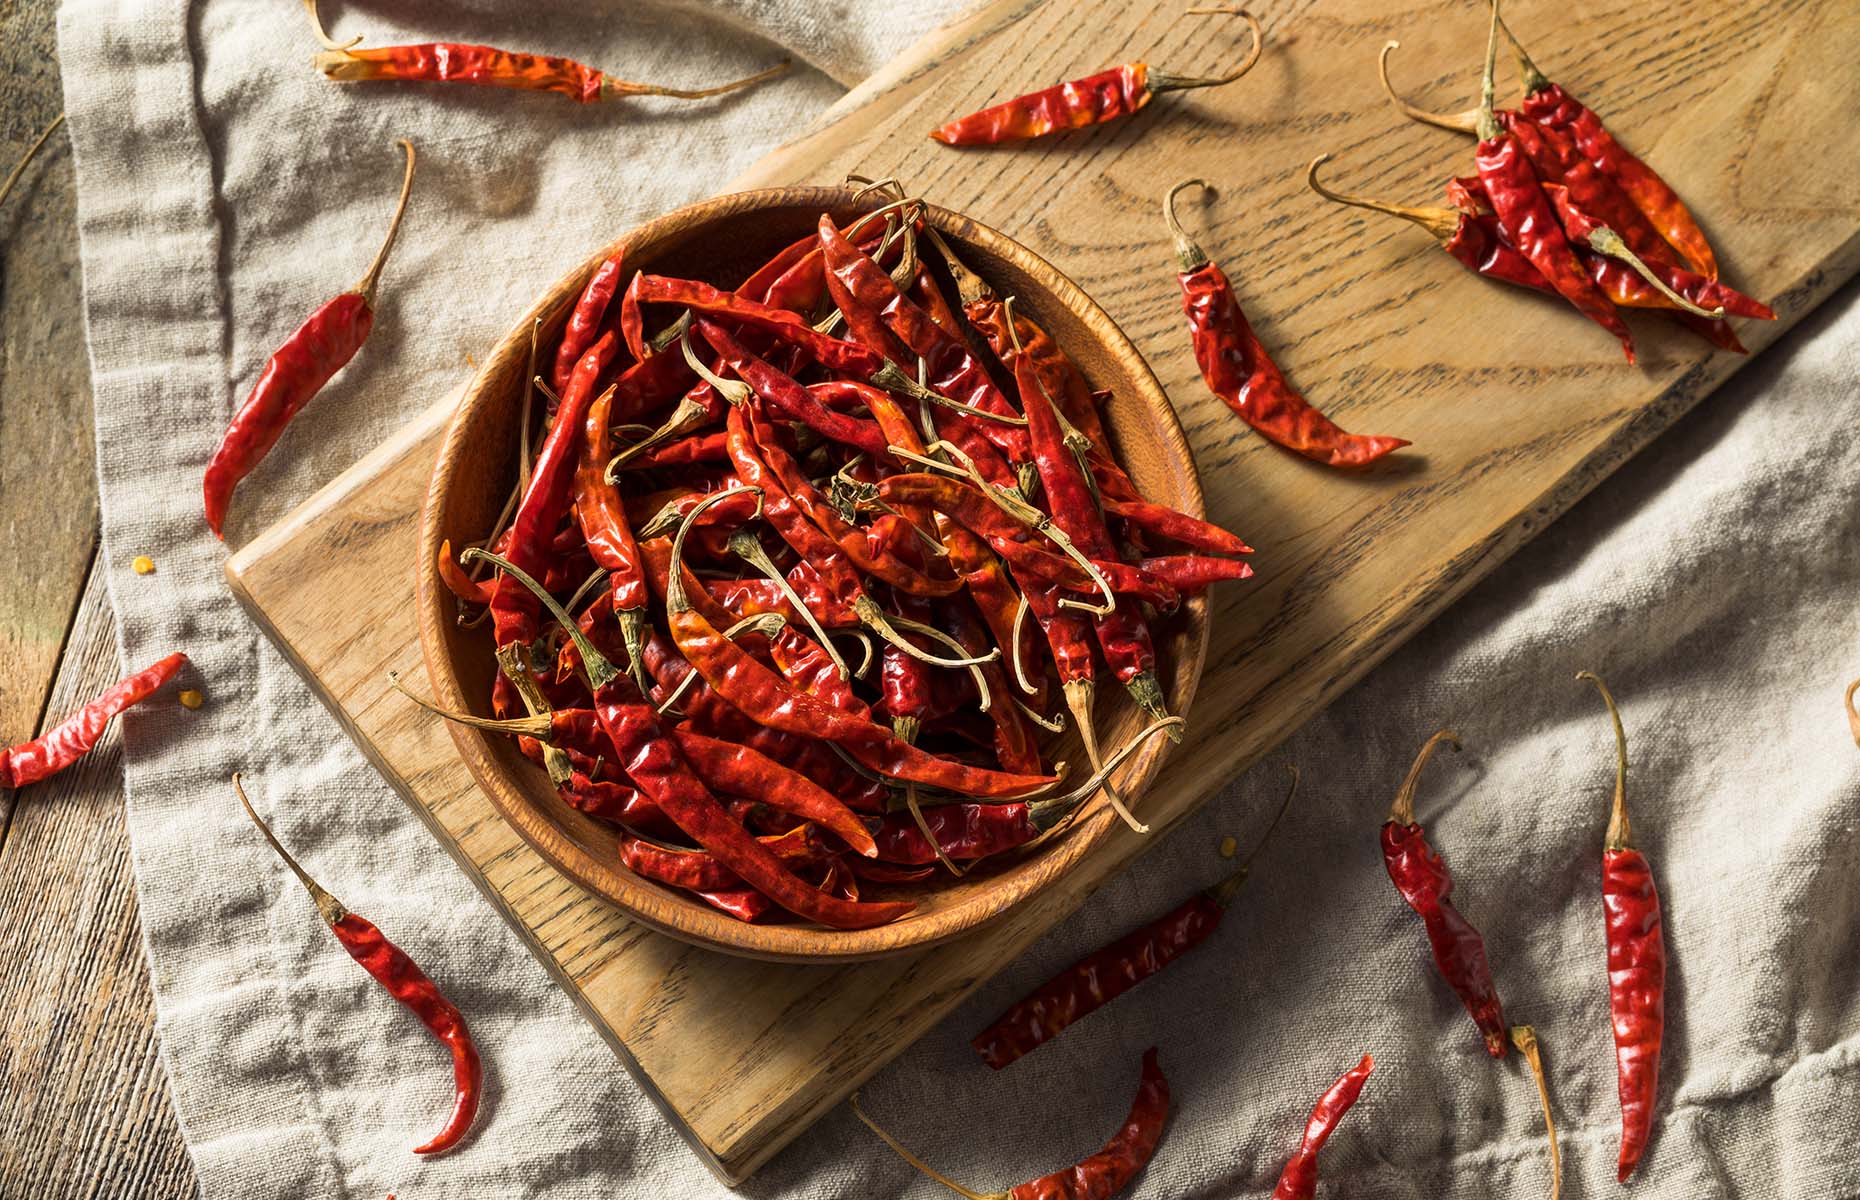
225, 0, 1860, 1183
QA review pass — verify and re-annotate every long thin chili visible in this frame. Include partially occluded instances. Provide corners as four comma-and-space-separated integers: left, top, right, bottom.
1, 652, 188, 789
1270, 1055, 1374, 1200
234, 775, 482, 1156
203, 139, 415, 537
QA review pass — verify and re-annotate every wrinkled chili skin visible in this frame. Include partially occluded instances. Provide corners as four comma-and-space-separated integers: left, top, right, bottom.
1270, 1055, 1374, 1200
870, 803, 1039, 864
1, 652, 188, 789
1475, 133, 1635, 361
328, 913, 483, 1155
1179, 262, 1408, 467
974, 894, 1222, 1070
1007, 1047, 1170, 1200
932, 64, 1152, 145
1381, 822, 1508, 1057
554, 252, 623, 392
1520, 83, 1717, 279
203, 292, 372, 538
319, 43, 605, 102
1605, 847, 1665, 1182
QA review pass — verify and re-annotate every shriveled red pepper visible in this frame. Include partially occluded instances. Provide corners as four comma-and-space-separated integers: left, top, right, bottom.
973, 765, 1296, 1068
856, 1047, 1169, 1200
1165, 178, 1409, 467
573, 375, 649, 691
203, 139, 415, 537
1467, 10, 1634, 360
1380, 729, 1507, 1058
1270, 1055, 1373, 1200
305, 1, 790, 105
1577, 671, 1665, 1182
929, 9, 1261, 144
669, 726, 877, 856
620, 824, 830, 892
869, 801, 1049, 865
235, 775, 482, 1155
1, 652, 188, 789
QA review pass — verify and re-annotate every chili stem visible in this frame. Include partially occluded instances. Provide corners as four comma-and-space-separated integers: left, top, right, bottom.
1387, 728, 1461, 825
906, 784, 965, 876
601, 58, 793, 101
726, 528, 850, 679
233, 773, 348, 927
1149, 8, 1264, 93
351, 140, 417, 306
665, 487, 763, 615
1511, 1025, 1562, 1200
1014, 696, 1065, 732
654, 669, 699, 716
1208, 762, 1298, 905
495, 643, 575, 786
1586, 228, 1724, 318
462, 547, 620, 690
388, 675, 554, 741
1475, 3, 1503, 143
1576, 670, 1632, 851
301, 0, 363, 51
0, 112, 66, 211
1009, 596, 1038, 695
1065, 678, 1148, 834
851, 1095, 1003, 1200
1164, 178, 1213, 271
1305, 154, 1462, 242
1377, 41, 1480, 133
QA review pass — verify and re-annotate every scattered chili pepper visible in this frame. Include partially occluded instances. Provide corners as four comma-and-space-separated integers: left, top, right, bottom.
1166, 178, 1409, 466
0, 111, 65, 213
1380, 728, 1507, 1058
304, 0, 790, 106
203, 139, 415, 538
1270, 1055, 1374, 1200
234, 775, 482, 1155
929, 9, 1261, 144
1511, 1026, 1563, 1200
973, 765, 1296, 1068
855, 1047, 1169, 1200
1, 652, 188, 790
1577, 670, 1665, 1182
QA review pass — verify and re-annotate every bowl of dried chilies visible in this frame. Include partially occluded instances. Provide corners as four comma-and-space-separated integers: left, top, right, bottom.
413, 184, 1254, 960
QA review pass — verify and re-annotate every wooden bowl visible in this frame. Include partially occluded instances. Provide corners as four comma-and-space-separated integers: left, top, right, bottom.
417, 186, 1211, 961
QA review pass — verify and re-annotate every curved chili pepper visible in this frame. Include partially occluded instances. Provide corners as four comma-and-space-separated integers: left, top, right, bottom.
1380, 729, 1507, 1058
435, 538, 495, 608
973, 766, 1296, 1068
236, 776, 481, 1156
881, 590, 937, 742
620, 824, 830, 892
1271, 1055, 1373, 1200
1577, 671, 1665, 1182
1165, 179, 1409, 466
1132, 554, 1253, 592
1, 652, 188, 789
305, 2, 790, 105
929, 9, 1262, 144
203, 139, 415, 537
870, 802, 1041, 864
632, 275, 883, 376
697, 318, 888, 458
561, 772, 672, 834
943, 599, 1041, 775
554, 252, 624, 393
855, 1048, 1169, 1200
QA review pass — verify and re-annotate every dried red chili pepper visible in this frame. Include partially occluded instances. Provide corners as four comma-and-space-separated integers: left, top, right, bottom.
1511, 1025, 1563, 1200
856, 1047, 1169, 1200
203, 139, 415, 537
1270, 1055, 1373, 1200
973, 765, 1296, 1068
928, 9, 1261, 144
697, 318, 889, 459
1, 652, 188, 789
573, 374, 649, 691
1165, 178, 1409, 467
870, 802, 1044, 864
1380, 729, 1507, 1058
1131, 554, 1252, 592
669, 726, 877, 856
554, 251, 623, 393
235, 775, 482, 1155
620, 824, 829, 892
305, 1, 790, 105
1466, 11, 1634, 360
1577, 670, 1665, 1182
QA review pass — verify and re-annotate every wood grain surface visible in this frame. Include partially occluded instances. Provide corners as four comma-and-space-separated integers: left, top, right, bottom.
0, 0, 199, 1194
225, 0, 1860, 1183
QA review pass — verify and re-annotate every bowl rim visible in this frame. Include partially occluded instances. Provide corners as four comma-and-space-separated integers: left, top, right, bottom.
416, 184, 1212, 962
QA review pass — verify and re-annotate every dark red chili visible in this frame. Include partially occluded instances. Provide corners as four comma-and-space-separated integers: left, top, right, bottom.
928, 10, 1261, 144
856, 1047, 1169, 1200
1380, 729, 1507, 1058
1270, 1055, 1374, 1200
696, 318, 889, 458
973, 766, 1296, 1068
306, 3, 790, 105
573, 374, 649, 686
1, 652, 188, 789
1165, 178, 1409, 467
203, 140, 415, 537
669, 726, 877, 856
235, 775, 481, 1155
1578, 671, 1665, 1182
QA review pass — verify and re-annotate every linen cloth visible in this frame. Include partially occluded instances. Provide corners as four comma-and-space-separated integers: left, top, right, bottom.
54, 0, 1860, 1195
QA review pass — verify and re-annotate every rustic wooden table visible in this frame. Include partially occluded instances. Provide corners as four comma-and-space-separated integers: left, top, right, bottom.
0, 2, 199, 1194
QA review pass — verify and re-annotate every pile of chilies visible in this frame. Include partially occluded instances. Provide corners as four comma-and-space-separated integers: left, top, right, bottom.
1308, 6, 1773, 362
411, 194, 1254, 931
